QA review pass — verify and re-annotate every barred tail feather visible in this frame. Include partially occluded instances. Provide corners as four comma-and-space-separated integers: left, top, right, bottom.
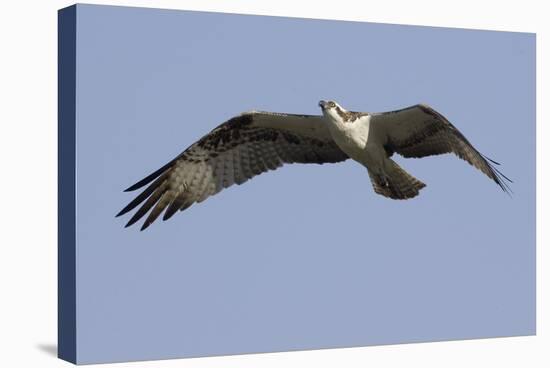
368, 160, 426, 200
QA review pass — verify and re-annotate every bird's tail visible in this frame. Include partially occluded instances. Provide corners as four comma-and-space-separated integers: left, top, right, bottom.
368, 160, 426, 200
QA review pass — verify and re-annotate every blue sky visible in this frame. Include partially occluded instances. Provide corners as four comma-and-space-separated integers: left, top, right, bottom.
72, 4, 535, 363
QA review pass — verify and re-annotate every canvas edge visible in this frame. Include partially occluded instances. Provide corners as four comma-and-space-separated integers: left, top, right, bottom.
58, 4, 77, 365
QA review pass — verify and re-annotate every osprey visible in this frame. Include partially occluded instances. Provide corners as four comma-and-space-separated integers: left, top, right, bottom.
117, 101, 511, 230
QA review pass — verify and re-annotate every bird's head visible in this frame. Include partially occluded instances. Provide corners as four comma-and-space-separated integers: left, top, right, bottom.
318, 100, 346, 123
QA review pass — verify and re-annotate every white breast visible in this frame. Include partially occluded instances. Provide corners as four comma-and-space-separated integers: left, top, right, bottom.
326, 114, 371, 159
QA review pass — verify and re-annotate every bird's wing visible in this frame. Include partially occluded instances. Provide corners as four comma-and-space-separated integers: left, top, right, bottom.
117, 111, 348, 230
369, 103, 512, 193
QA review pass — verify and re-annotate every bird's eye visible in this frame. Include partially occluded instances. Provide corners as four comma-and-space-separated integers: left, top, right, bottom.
328, 101, 336, 108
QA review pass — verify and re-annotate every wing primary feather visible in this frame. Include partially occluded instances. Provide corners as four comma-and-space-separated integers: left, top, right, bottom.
124, 158, 178, 192
177, 200, 194, 213
163, 191, 188, 221
479, 153, 513, 184
116, 173, 168, 217
481, 153, 502, 166
491, 164, 513, 184
124, 183, 167, 228
489, 162, 513, 195
140, 191, 172, 231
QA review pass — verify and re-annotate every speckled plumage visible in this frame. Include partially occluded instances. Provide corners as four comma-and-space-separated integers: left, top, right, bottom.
117, 111, 348, 230
117, 101, 511, 230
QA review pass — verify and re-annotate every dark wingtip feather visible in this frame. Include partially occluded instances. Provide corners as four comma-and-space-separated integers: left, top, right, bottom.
163, 200, 193, 221
123, 159, 177, 192
487, 160, 513, 196
481, 153, 502, 166
136, 192, 172, 230
121, 182, 168, 229
124, 176, 156, 192
117, 173, 168, 219
162, 192, 187, 221
478, 152, 513, 196
124, 209, 147, 228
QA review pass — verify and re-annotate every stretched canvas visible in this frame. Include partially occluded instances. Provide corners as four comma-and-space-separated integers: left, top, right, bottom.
58, 4, 536, 364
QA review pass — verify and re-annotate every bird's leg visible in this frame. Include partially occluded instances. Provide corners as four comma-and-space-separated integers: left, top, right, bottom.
374, 170, 390, 187
376, 159, 390, 187
378, 158, 393, 187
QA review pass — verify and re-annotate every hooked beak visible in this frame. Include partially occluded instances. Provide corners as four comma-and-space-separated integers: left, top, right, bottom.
318, 100, 327, 109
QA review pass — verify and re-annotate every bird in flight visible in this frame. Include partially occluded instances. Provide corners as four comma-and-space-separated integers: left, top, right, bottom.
117, 100, 511, 230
